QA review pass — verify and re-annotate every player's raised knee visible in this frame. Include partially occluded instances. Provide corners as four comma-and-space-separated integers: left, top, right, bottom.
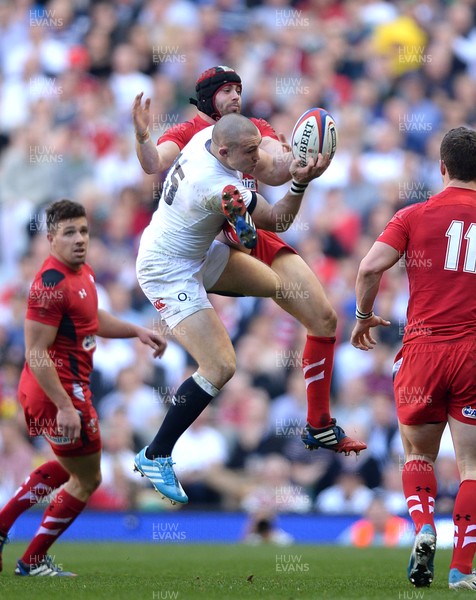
216, 355, 236, 386
204, 352, 236, 388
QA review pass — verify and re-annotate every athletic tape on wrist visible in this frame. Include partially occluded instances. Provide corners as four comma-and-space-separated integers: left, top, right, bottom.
290, 180, 308, 195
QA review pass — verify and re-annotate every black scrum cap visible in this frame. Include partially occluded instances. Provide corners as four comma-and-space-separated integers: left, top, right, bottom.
189, 66, 242, 121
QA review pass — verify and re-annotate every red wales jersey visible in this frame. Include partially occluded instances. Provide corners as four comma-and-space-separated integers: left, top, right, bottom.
159, 114, 279, 192
158, 114, 279, 149
21, 255, 99, 401
378, 187, 476, 343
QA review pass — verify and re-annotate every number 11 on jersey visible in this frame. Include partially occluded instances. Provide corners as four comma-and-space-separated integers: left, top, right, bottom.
445, 221, 476, 272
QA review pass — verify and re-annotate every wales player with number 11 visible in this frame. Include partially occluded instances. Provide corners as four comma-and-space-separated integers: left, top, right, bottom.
351, 127, 476, 590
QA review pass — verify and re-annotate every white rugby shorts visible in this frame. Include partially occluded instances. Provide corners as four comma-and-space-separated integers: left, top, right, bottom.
136, 240, 230, 329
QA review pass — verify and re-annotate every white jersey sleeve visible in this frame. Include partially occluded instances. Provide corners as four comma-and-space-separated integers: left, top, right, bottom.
139, 126, 255, 259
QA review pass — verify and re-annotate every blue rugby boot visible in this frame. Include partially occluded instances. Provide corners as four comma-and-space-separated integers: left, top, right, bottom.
449, 568, 476, 590
15, 555, 77, 577
407, 524, 436, 587
133, 447, 188, 505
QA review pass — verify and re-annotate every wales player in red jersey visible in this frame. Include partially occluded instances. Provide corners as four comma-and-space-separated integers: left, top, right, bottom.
0, 200, 167, 576
351, 127, 476, 590
132, 66, 366, 463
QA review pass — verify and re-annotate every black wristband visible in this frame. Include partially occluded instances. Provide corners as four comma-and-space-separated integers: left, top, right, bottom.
290, 180, 308, 195
355, 307, 374, 320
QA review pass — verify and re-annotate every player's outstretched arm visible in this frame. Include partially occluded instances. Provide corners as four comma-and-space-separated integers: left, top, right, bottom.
133, 92, 159, 174
133, 92, 182, 175
250, 154, 331, 231
350, 313, 392, 351
24, 319, 81, 440
97, 309, 167, 358
254, 135, 293, 186
351, 241, 399, 351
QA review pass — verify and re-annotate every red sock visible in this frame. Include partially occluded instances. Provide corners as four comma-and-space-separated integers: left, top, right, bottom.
302, 335, 334, 428
402, 460, 437, 534
450, 480, 476, 574
0, 461, 69, 534
21, 489, 86, 565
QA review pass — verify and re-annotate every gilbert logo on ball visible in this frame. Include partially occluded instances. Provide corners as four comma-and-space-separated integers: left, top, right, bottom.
291, 108, 338, 167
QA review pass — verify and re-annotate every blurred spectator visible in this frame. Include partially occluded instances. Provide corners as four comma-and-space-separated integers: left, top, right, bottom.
376, 459, 408, 515
450, 2, 476, 80
333, 376, 373, 431
215, 370, 257, 438
0, 420, 35, 507
92, 335, 136, 397
226, 388, 284, 471
315, 467, 373, 514
234, 312, 292, 399
371, 5, 428, 78
94, 134, 143, 197
4, 19, 68, 80
268, 367, 307, 435
395, 72, 442, 155
362, 343, 395, 397
311, 187, 362, 258
358, 123, 405, 185
89, 414, 140, 511
99, 364, 165, 448
0, 290, 27, 367
334, 344, 373, 394
0, 124, 57, 207
74, 86, 117, 158
282, 428, 338, 503
84, 26, 113, 80
109, 42, 153, 121
172, 409, 229, 505
206, 453, 308, 543
0, 361, 22, 420
364, 392, 398, 483
0, 251, 39, 308
241, 453, 310, 545
338, 496, 412, 547
104, 280, 143, 327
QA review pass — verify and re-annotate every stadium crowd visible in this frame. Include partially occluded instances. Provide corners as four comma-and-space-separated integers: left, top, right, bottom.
0, 0, 474, 520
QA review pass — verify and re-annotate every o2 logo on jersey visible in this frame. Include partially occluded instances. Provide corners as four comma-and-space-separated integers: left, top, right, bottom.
82, 335, 96, 351
178, 293, 189, 302
462, 406, 476, 419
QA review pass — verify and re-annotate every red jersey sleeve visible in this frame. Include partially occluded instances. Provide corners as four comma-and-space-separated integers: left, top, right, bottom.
377, 204, 421, 254
157, 121, 195, 150
26, 271, 69, 328
251, 118, 279, 141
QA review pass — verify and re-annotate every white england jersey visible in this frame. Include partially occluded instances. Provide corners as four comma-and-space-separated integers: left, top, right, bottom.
139, 127, 255, 259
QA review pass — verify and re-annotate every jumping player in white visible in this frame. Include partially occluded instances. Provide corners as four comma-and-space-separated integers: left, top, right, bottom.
133, 67, 367, 485
133, 114, 356, 503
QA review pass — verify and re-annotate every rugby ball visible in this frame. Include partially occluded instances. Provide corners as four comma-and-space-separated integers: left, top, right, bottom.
291, 108, 337, 167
